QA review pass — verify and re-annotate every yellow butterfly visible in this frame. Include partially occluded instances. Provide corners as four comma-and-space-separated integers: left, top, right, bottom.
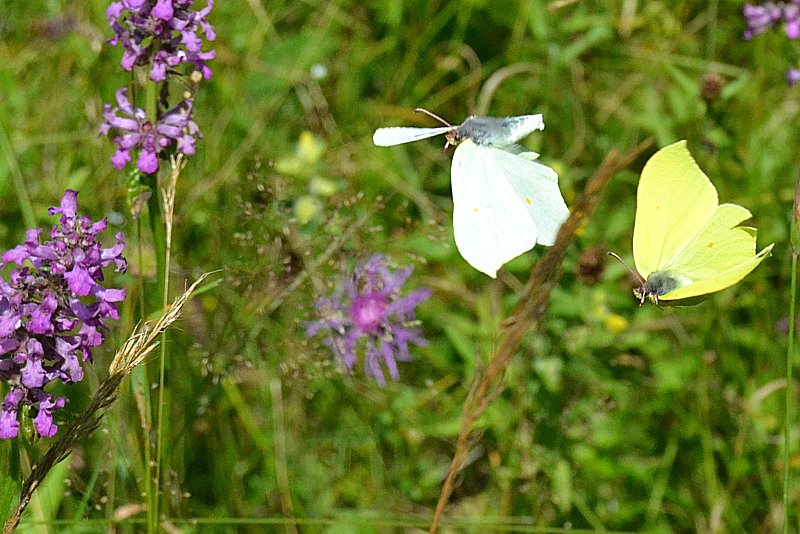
621, 140, 773, 305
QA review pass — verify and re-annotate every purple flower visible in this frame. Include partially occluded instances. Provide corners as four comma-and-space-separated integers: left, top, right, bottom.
306, 255, 431, 386
744, 2, 784, 39
786, 2, 800, 37
789, 68, 800, 85
33, 394, 65, 438
99, 88, 201, 174
106, 0, 216, 82
744, 1, 800, 84
0, 190, 127, 439
0, 388, 24, 439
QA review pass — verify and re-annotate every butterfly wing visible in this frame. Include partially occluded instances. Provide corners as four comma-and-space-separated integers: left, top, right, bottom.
451, 140, 568, 277
633, 141, 718, 278
656, 203, 773, 300
501, 144, 541, 160
499, 114, 546, 144
457, 115, 545, 146
373, 126, 453, 147
490, 146, 568, 246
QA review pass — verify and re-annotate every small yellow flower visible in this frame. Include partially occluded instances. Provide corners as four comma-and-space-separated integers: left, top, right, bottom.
309, 176, 337, 197
604, 313, 629, 335
275, 131, 326, 176
294, 195, 322, 224
297, 130, 325, 162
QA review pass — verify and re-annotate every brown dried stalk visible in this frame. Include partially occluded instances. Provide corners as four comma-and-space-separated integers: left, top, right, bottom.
429, 140, 653, 533
2, 274, 211, 534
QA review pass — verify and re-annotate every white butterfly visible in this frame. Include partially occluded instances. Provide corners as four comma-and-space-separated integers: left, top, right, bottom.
373, 110, 569, 278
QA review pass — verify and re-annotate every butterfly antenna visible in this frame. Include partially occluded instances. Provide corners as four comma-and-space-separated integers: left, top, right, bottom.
607, 252, 646, 285
414, 108, 452, 127
414, 108, 456, 151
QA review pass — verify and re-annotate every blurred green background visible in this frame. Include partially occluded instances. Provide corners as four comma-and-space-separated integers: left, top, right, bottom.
1, 0, 798, 532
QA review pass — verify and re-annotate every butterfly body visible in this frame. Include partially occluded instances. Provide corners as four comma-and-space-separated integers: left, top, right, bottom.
633, 270, 689, 304
373, 112, 567, 278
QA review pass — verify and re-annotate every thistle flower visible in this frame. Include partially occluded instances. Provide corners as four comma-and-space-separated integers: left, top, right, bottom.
0, 190, 127, 439
306, 255, 431, 386
106, 0, 216, 82
99, 87, 201, 174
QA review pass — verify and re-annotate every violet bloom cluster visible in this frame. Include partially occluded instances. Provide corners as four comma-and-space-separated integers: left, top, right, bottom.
107, 0, 216, 82
101, 0, 214, 174
0, 191, 127, 439
100, 88, 201, 174
306, 255, 431, 386
744, 1, 800, 84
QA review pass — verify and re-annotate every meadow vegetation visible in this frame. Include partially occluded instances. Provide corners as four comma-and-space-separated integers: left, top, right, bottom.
0, 0, 798, 532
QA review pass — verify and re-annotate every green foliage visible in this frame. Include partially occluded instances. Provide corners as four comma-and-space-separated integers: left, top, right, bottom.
0, 0, 798, 531
0, 441, 20, 524
19, 461, 69, 532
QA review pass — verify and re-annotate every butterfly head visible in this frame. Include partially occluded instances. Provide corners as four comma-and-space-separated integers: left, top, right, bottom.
609, 252, 669, 306
633, 284, 659, 306
413, 108, 461, 150
444, 129, 466, 150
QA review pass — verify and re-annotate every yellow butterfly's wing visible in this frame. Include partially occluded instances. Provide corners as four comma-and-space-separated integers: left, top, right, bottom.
632, 141, 774, 302
633, 140, 718, 278
656, 203, 773, 300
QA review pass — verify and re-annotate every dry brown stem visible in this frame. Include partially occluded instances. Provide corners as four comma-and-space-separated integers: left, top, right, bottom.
429, 141, 653, 533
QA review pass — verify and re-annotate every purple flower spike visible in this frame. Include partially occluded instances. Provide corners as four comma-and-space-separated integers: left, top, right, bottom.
33, 395, 65, 438
786, 3, 800, 37
744, 2, 784, 39
744, 1, 800, 83
106, 0, 216, 82
99, 88, 202, 174
306, 255, 431, 386
0, 389, 23, 439
0, 190, 127, 439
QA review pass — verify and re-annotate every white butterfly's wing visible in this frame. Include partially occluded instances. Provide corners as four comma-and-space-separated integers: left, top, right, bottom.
501, 144, 540, 160
373, 126, 453, 147
457, 115, 545, 146
451, 141, 568, 277
489, 147, 568, 245
452, 141, 536, 277
499, 114, 545, 144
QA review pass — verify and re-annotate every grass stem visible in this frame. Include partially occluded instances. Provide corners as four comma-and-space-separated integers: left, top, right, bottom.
785, 251, 796, 534
428, 140, 652, 533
